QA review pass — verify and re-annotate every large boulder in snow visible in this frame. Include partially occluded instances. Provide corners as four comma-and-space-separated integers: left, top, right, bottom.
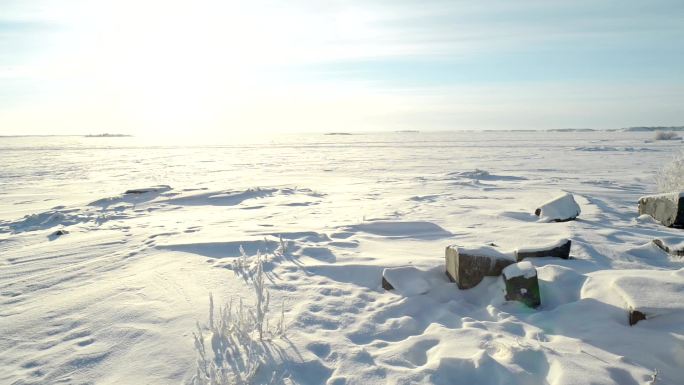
445, 245, 515, 289
515, 239, 571, 261
638, 192, 684, 228
534, 193, 581, 222
502, 261, 541, 308
382, 266, 430, 296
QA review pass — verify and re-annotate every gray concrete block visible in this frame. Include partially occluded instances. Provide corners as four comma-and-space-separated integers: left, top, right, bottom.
445, 245, 514, 289
638, 192, 684, 227
515, 239, 571, 261
502, 261, 541, 308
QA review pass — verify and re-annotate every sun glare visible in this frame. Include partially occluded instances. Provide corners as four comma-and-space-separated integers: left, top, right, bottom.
38, 0, 337, 136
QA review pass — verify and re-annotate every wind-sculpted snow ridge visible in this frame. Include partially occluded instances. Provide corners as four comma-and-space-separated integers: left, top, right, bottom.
3, 206, 133, 234
344, 221, 453, 239
447, 169, 528, 181
88, 185, 175, 207
440, 169, 530, 191
2, 132, 684, 385
1, 186, 324, 235
162, 187, 324, 207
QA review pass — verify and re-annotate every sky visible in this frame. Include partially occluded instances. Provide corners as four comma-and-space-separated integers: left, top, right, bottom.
1, 0, 683, 137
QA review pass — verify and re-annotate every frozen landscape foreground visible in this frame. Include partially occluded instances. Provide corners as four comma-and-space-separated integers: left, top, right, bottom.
1, 131, 683, 385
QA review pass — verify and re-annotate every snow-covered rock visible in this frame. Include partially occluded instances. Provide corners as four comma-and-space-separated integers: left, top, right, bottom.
638, 191, 684, 227
381, 266, 430, 296
515, 239, 571, 261
650, 239, 684, 256
445, 245, 514, 289
534, 192, 581, 222
49, 229, 69, 237
124, 185, 172, 194
582, 269, 684, 325
502, 261, 540, 308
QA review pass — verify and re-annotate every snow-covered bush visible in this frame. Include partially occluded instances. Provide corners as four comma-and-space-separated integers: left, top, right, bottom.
654, 131, 681, 140
656, 150, 684, 192
276, 235, 289, 256
192, 252, 286, 385
228, 237, 290, 278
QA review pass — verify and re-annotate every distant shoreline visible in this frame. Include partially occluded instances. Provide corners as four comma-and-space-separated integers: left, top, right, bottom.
84, 133, 133, 137
1, 126, 682, 137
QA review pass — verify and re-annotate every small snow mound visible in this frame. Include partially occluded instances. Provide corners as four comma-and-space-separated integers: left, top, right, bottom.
348, 221, 452, 239
124, 185, 172, 194
8, 210, 82, 233
503, 261, 536, 279
535, 192, 581, 222
164, 188, 278, 206
453, 169, 491, 178
537, 265, 586, 309
650, 238, 684, 256
634, 214, 660, 224
382, 266, 430, 296
626, 240, 672, 259
447, 169, 527, 181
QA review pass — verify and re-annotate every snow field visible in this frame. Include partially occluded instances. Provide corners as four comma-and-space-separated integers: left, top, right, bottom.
1, 131, 683, 385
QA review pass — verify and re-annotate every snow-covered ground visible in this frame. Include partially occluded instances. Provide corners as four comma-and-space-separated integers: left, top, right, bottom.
1, 131, 683, 385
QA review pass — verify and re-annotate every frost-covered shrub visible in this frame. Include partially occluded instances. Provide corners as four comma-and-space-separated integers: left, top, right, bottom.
227, 237, 290, 278
191, 252, 286, 385
654, 131, 681, 140
656, 151, 684, 192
